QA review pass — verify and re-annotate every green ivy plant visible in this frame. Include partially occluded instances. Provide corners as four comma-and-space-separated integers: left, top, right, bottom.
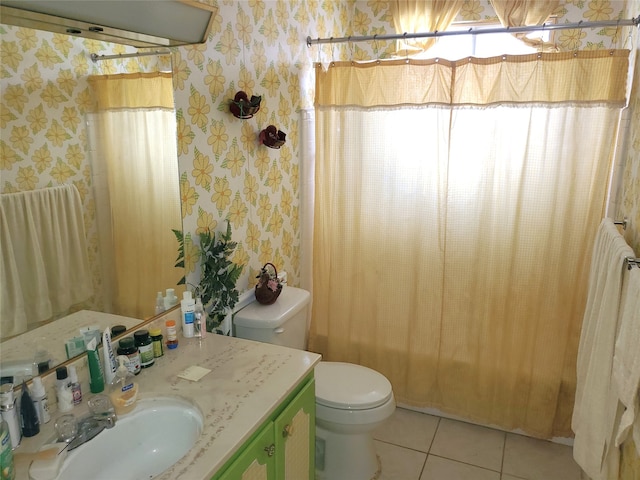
173, 221, 242, 333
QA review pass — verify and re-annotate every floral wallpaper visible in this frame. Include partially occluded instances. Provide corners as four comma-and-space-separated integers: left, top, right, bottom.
1, 0, 639, 471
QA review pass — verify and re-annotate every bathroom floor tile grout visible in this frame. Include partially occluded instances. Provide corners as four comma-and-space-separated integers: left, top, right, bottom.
375, 410, 581, 480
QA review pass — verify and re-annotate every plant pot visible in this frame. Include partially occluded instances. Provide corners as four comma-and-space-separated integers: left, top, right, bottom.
259, 125, 286, 149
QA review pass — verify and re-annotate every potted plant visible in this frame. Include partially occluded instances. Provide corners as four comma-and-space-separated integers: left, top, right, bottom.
173, 221, 242, 334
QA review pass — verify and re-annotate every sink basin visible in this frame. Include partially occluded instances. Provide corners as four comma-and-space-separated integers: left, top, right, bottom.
54, 396, 203, 480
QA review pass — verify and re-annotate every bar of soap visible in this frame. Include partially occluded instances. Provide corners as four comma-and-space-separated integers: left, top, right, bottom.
177, 365, 211, 382
28, 443, 68, 480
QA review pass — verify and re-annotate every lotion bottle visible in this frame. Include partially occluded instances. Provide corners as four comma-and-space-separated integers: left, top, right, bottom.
181, 291, 195, 338
29, 377, 50, 425
109, 356, 138, 416
55, 367, 73, 413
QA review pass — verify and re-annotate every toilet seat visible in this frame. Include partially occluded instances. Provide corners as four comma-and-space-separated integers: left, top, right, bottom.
315, 362, 393, 410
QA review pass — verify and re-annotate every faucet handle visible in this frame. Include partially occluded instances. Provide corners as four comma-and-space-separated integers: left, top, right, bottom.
97, 411, 117, 428
87, 394, 115, 416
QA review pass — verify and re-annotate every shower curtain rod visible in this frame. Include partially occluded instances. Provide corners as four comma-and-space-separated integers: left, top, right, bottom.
306, 16, 640, 46
90, 50, 171, 62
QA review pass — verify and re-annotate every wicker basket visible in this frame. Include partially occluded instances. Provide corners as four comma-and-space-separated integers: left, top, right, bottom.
255, 262, 283, 305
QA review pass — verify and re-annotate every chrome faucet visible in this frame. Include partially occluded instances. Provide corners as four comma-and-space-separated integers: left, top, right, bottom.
65, 411, 117, 451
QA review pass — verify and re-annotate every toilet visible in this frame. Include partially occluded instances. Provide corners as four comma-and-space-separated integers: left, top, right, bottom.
233, 286, 396, 480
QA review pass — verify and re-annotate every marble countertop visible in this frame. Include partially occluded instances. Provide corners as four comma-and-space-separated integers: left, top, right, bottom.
1, 310, 141, 375
14, 333, 321, 480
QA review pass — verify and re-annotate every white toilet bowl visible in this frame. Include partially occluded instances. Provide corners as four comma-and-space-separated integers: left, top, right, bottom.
233, 287, 396, 480
314, 361, 395, 480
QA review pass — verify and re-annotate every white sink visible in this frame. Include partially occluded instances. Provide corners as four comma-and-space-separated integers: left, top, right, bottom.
54, 396, 203, 480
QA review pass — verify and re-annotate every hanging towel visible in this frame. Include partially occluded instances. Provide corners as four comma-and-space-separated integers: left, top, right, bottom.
0, 185, 92, 338
613, 266, 640, 453
572, 218, 634, 480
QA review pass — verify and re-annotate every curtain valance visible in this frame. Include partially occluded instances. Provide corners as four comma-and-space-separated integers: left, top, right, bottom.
315, 49, 629, 108
88, 72, 174, 111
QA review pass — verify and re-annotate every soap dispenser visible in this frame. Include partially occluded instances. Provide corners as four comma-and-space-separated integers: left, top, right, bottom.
109, 356, 138, 416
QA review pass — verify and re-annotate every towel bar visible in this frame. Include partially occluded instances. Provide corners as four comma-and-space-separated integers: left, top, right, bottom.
614, 217, 628, 230
626, 257, 639, 270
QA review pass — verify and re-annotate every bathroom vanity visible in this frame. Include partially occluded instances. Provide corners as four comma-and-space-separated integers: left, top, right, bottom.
13, 331, 321, 480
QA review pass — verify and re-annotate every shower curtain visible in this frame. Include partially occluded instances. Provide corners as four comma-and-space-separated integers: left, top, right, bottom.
308, 50, 628, 438
87, 73, 182, 319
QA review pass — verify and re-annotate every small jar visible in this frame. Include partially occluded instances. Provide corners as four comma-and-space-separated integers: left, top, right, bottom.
165, 320, 178, 350
134, 330, 154, 368
116, 337, 141, 375
149, 328, 164, 358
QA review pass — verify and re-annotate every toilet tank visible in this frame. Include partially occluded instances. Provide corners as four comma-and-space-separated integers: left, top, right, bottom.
233, 286, 310, 349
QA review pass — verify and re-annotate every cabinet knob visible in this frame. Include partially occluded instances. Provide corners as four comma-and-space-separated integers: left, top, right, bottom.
282, 424, 293, 438
264, 443, 276, 457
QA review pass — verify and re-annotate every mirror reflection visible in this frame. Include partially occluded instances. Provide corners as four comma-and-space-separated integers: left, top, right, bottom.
0, 28, 184, 381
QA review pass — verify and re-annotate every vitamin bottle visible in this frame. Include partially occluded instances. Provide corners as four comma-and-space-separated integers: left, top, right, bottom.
149, 328, 164, 358
134, 330, 154, 369
116, 337, 141, 375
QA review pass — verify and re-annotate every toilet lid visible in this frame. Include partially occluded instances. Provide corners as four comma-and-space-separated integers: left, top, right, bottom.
315, 362, 393, 410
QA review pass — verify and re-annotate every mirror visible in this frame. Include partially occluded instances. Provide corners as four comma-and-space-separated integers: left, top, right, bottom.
0, 25, 184, 382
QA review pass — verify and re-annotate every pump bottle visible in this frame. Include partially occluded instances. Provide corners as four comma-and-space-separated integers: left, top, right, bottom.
109, 356, 138, 416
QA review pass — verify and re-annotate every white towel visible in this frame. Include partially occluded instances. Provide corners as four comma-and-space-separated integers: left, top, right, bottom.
572, 218, 634, 480
0, 185, 92, 337
613, 266, 640, 452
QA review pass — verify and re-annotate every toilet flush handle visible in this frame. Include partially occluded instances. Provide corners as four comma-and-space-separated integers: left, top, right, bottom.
274, 327, 285, 334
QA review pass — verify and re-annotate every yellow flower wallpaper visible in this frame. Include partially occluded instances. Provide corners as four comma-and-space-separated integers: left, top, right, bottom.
1, 1, 639, 471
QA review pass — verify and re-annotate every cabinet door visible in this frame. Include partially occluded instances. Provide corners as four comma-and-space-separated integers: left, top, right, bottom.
274, 378, 316, 480
217, 423, 276, 480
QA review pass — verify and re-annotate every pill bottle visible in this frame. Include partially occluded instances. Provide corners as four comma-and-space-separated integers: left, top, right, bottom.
165, 320, 178, 350
149, 328, 164, 358
134, 330, 154, 369
116, 337, 141, 375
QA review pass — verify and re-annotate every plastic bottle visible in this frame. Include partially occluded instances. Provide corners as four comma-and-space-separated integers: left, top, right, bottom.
0, 419, 16, 480
181, 291, 195, 338
194, 297, 207, 339
68, 366, 82, 406
149, 328, 164, 358
29, 377, 50, 425
86, 337, 105, 394
164, 288, 178, 310
19, 381, 39, 438
55, 367, 73, 413
0, 384, 21, 449
155, 291, 165, 315
109, 356, 138, 416
165, 320, 178, 350
134, 330, 154, 369
117, 337, 141, 375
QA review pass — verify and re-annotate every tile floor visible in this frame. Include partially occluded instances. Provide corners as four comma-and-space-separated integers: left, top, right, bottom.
373, 408, 584, 480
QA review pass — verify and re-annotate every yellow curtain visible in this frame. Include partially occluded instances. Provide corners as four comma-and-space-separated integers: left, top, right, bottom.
309, 50, 628, 438
88, 72, 182, 319
491, 0, 560, 50
391, 0, 464, 54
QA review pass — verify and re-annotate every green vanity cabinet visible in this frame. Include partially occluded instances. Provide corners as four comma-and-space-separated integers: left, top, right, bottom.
214, 375, 316, 480
217, 423, 276, 480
